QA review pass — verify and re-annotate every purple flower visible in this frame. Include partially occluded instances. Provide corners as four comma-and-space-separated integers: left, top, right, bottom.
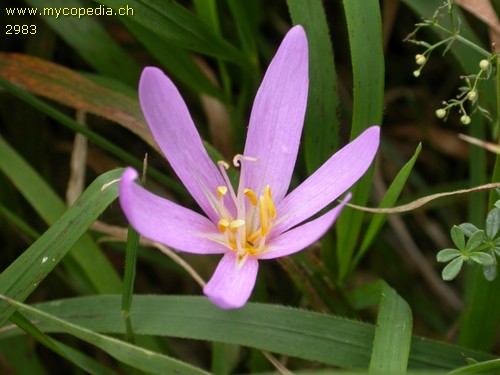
119, 25, 380, 309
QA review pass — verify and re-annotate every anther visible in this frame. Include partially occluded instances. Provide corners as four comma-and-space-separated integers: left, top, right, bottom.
218, 219, 229, 233
229, 219, 245, 231
244, 188, 258, 206
259, 196, 270, 236
264, 185, 277, 219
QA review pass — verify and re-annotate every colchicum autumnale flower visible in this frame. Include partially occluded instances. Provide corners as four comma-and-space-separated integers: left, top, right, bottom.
119, 25, 380, 309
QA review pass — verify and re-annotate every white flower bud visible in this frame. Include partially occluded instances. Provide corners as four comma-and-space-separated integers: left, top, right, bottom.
479, 59, 490, 71
460, 115, 471, 125
415, 54, 426, 65
435, 108, 447, 119
467, 90, 478, 101
413, 70, 421, 77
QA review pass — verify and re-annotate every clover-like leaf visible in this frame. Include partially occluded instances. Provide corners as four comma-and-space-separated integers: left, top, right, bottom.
458, 222, 480, 237
442, 257, 464, 281
486, 207, 500, 239
468, 252, 495, 266
436, 248, 461, 263
450, 225, 466, 250
483, 253, 497, 281
465, 229, 485, 250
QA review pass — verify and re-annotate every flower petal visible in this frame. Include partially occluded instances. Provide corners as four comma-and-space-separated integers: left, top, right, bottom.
242, 25, 309, 203
273, 126, 379, 234
258, 194, 350, 260
119, 168, 226, 255
203, 252, 259, 309
139, 67, 232, 222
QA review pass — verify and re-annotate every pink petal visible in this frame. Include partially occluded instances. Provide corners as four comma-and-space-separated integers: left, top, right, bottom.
258, 194, 350, 260
139, 67, 233, 223
273, 126, 379, 234
119, 168, 226, 255
242, 25, 309, 203
203, 252, 259, 309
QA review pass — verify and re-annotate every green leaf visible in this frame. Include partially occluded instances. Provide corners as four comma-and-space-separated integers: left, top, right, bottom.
442, 257, 464, 281
353, 143, 422, 271
93, 0, 248, 65
465, 230, 485, 251
469, 252, 494, 266
10, 311, 119, 375
450, 226, 466, 250
3, 297, 209, 375
336, 0, 384, 281
367, 281, 413, 374
2, 296, 494, 370
485, 207, 500, 239
437, 249, 461, 263
24, 0, 140, 86
0, 137, 122, 295
0, 169, 123, 326
123, 19, 226, 102
287, 0, 340, 173
458, 223, 481, 237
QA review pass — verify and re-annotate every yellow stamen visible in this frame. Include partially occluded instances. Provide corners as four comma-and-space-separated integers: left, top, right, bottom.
229, 219, 245, 231
218, 219, 229, 233
247, 229, 261, 244
259, 196, 270, 236
264, 185, 277, 219
244, 188, 258, 206
217, 186, 228, 199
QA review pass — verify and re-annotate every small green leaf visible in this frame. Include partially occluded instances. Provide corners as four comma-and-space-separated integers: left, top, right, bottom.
437, 249, 461, 263
458, 223, 481, 237
466, 230, 485, 250
469, 252, 495, 266
486, 208, 500, 239
442, 257, 464, 281
450, 226, 466, 250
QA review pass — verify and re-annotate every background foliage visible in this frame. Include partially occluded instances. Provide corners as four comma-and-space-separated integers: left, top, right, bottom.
0, 0, 499, 373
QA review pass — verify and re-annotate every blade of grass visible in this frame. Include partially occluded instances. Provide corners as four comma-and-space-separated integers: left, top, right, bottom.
351, 143, 422, 271
3, 295, 494, 370
123, 19, 226, 102
2, 296, 210, 375
0, 168, 123, 326
336, 0, 384, 282
93, 0, 248, 65
10, 311, 118, 375
287, 0, 340, 173
366, 281, 412, 374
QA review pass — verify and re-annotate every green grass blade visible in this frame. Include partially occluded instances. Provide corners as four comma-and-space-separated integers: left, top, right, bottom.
366, 281, 413, 374
93, 0, 248, 65
24, 0, 140, 86
122, 225, 140, 344
10, 311, 118, 375
336, 0, 384, 282
0, 137, 122, 294
447, 358, 500, 374
124, 19, 226, 102
2, 297, 210, 375
352, 143, 422, 271
287, 0, 340, 173
0, 168, 123, 326
4, 295, 494, 370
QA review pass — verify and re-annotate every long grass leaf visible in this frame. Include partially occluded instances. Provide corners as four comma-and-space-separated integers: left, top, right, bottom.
0, 168, 123, 325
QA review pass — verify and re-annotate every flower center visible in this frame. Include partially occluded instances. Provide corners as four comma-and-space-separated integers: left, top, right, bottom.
214, 155, 277, 262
